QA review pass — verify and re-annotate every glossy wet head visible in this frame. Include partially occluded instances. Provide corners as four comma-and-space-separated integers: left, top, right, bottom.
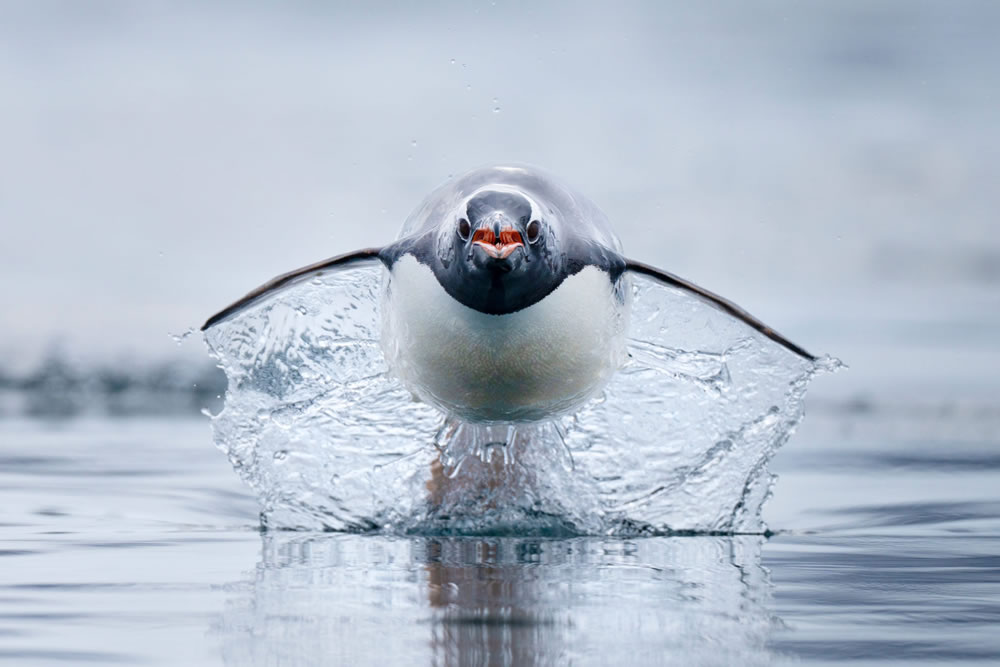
386, 165, 625, 316
443, 188, 563, 314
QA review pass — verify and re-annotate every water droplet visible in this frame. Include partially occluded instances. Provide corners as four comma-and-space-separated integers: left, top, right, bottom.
410, 139, 417, 147
449, 58, 455, 65
273, 450, 288, 462
492, 98, 500, 113
493, 106, 501, 114
465, 84, 472, 91
168, 327, 196, 346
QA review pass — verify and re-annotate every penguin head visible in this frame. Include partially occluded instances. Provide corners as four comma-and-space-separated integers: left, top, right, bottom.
438, 188, 563, 315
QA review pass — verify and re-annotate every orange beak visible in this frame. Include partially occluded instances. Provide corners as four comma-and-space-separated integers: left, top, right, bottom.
471, 227, 524, 259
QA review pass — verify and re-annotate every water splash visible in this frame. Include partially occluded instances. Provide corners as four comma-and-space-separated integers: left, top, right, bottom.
204, 264, 832, 535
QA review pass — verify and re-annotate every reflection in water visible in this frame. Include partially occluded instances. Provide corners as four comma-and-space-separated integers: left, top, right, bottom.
217, 534, 777, 666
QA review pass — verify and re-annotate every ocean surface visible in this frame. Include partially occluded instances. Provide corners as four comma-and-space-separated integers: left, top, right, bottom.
2, 397, 999, 665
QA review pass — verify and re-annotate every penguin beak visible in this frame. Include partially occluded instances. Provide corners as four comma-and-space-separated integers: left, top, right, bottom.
471, 227, 524, 260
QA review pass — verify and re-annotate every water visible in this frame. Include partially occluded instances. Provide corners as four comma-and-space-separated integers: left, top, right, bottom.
4, 296, 998, 664
2, 404, 998, 665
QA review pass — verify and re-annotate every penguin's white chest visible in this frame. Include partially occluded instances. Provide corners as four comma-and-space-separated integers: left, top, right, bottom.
381, 255, 630, 422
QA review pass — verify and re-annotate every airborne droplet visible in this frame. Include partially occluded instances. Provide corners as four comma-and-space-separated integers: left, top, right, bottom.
168, 328, 196, 346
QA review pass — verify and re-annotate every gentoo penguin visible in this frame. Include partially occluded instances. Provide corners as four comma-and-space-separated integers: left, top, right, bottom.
202, 164, 813, 424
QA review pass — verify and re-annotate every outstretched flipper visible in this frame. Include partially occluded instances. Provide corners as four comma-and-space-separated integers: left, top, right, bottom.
625, 259, 815, 361
201, 248, 383, 331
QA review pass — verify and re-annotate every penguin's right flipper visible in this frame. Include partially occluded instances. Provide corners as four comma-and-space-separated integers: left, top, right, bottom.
624, 259, 816, 361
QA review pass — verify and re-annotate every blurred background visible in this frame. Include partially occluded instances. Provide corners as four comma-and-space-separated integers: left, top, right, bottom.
1, 0, 998, 413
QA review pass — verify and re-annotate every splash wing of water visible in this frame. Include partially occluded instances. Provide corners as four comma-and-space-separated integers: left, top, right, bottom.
559, 273, 821, 534
204, 262, 442, 530
204, 263, 825, 534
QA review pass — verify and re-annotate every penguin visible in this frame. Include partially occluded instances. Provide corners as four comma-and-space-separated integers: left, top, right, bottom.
202, 164, 814, 424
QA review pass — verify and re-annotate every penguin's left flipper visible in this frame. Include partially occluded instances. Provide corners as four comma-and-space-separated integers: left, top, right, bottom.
201, 248, 383, 331
624, 259, 816, 362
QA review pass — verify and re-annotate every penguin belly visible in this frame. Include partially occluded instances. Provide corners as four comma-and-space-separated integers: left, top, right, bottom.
381, 255, 630, 422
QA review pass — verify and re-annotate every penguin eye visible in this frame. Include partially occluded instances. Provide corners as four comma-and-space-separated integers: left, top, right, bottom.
457, 218, 471, 240
526, 220, 541, 244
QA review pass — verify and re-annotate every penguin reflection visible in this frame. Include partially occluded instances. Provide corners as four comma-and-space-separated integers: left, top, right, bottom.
216, 534, 777, 665
420, 536, 777, 667
425, 538, 553, 667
